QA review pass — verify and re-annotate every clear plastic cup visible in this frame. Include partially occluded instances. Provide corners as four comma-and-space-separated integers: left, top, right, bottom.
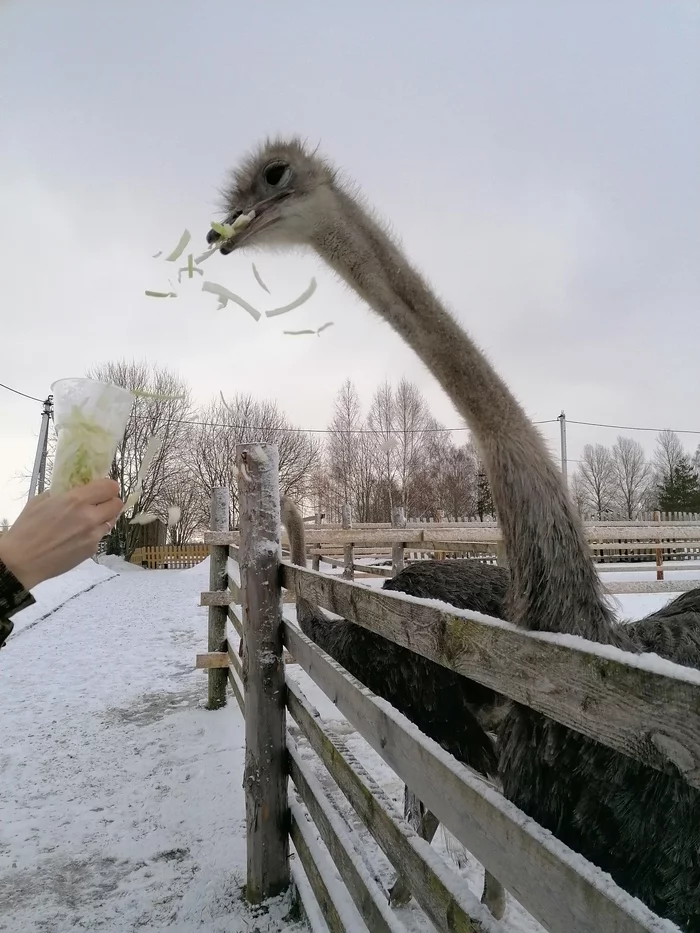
50, 377, 135, 495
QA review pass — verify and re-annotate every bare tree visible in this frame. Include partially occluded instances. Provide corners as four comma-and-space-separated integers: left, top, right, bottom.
574, 444, 616, 520
394, 379, 436, 515
188, 393, 321, 527
161, 463, 207, 544
570, 471, 589, 519
87, 359, 193, 558
435, 440, 478, 519
654, 430, 686, 487
352, 430, 380, 521
326, 379, 362, 518
367, 380, 396, 516
611, 435, 653, 519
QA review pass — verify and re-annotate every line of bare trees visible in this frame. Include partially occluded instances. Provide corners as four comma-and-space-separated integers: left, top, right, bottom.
315, 378, 494, 523
571, 430, 700, 520
30, 361, 700, 554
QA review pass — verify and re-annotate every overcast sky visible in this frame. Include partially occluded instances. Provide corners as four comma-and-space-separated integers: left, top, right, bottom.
1, 1, 698, 520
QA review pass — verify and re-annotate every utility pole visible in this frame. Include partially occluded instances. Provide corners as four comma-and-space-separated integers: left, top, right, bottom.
28, 396, 53, 501
558, 410, 568, 483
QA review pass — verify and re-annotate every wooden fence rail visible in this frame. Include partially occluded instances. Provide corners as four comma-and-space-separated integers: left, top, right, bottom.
130, 544, 208, 569
199, 460, 695, 933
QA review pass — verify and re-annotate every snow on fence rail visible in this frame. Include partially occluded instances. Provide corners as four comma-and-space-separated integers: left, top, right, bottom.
198, 445, 694, 933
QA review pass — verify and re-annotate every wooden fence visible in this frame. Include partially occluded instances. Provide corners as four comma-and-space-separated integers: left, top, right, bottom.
130, 544, 208, 569
228, 519, 700, 591
195, 444, 698, 933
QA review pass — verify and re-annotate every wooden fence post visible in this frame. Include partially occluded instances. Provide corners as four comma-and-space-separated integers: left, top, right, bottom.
342, 503, 354, 581
238, 442, 289, 903
435, 509, 445, 560
495, 539, 509, 570
654, 510, 664, 581
208, 487, 230, 710
391, 506, 406, 575
312, 512, 322, 571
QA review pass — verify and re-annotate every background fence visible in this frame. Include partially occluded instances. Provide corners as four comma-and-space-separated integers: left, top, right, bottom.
130, 544, 208, 569
196, 444, 699, 933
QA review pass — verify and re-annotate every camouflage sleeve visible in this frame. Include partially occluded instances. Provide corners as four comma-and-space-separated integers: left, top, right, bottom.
0, 559, 36, 650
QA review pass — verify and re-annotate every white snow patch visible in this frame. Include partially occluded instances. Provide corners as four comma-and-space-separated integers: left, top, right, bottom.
9, 559, 117, 637
97, 554, 147, 573
0, 567, 307, 932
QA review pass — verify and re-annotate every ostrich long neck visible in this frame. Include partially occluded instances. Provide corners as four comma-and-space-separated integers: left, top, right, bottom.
312, 189, 617, 640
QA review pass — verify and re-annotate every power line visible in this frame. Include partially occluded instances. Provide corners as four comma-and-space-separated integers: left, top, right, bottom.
2, 377, 698, 437
150, 416, 558, 434
568, 419, 700, 436
0, 381, 44, 403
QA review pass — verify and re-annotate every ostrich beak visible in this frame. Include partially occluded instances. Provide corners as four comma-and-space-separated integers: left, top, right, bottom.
205, 191, 294, 255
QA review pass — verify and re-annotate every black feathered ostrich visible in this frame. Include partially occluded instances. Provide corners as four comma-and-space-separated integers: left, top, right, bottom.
281, 495, 509, 917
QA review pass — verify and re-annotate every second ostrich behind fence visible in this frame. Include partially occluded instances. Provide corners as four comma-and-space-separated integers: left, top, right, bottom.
281, 496, 509, 918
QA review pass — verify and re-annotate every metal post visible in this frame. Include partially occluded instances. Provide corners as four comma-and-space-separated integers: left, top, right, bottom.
558, 410, 568, 483
28, 396, 53, 501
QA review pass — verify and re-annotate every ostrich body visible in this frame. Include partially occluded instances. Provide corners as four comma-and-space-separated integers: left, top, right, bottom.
280, 498, 504, 772
281, 496, 507, 916
210, 139, 700, 930
382, 557, 508, 612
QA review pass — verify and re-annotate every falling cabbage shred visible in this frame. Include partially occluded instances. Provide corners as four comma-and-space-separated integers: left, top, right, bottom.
252, 263, 270, 294
164, 229, 191, 262
202, 281, 261, 321
265, 278, 317, 318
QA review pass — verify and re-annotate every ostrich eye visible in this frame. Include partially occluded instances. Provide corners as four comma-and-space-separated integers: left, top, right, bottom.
263, 161, 291, 187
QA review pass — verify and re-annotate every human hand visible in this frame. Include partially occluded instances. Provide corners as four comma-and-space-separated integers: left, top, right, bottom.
0, 479, 123, 591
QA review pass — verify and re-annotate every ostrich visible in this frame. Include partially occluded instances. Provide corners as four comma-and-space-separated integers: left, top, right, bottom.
280, 495, 509, 917
208, 138, 700, 930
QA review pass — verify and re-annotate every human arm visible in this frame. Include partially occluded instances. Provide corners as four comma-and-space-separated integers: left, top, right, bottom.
0, 479, 123, 648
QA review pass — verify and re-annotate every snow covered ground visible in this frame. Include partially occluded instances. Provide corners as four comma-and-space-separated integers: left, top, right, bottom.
0, 559, 304, 933
0, 556, 697, 932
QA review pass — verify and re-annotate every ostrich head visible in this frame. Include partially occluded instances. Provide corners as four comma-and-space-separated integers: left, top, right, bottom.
206, 137, 338, 254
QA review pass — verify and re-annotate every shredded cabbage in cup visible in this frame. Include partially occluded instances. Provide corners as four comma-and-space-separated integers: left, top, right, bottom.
51, 406, 119, 494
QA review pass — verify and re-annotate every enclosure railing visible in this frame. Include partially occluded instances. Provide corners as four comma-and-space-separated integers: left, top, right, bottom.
198, 447, 699, 933
130, 543, 208, 569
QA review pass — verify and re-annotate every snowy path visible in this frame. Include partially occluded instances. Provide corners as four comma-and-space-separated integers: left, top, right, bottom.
0, 563, 303, 933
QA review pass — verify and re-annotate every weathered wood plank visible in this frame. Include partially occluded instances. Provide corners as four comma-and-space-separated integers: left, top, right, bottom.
229, 578, 241, 602
238, 443, 289, 903
207, 487, 230, 710
285, 625, 674, 933
227, 604, 243, 638
200, 589, 237, 606
342, 504, 354, 582
227, 667, 245, 714
226, 639, 243, 682
282, 564, 700, 789
289, 799, 352, 933
605, 580, 700, 594
287, 738, 404, 933
195, 651, 229, 669
286, 675, 495, 933
391, 506, 406, 575
207, 525, 700, 546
